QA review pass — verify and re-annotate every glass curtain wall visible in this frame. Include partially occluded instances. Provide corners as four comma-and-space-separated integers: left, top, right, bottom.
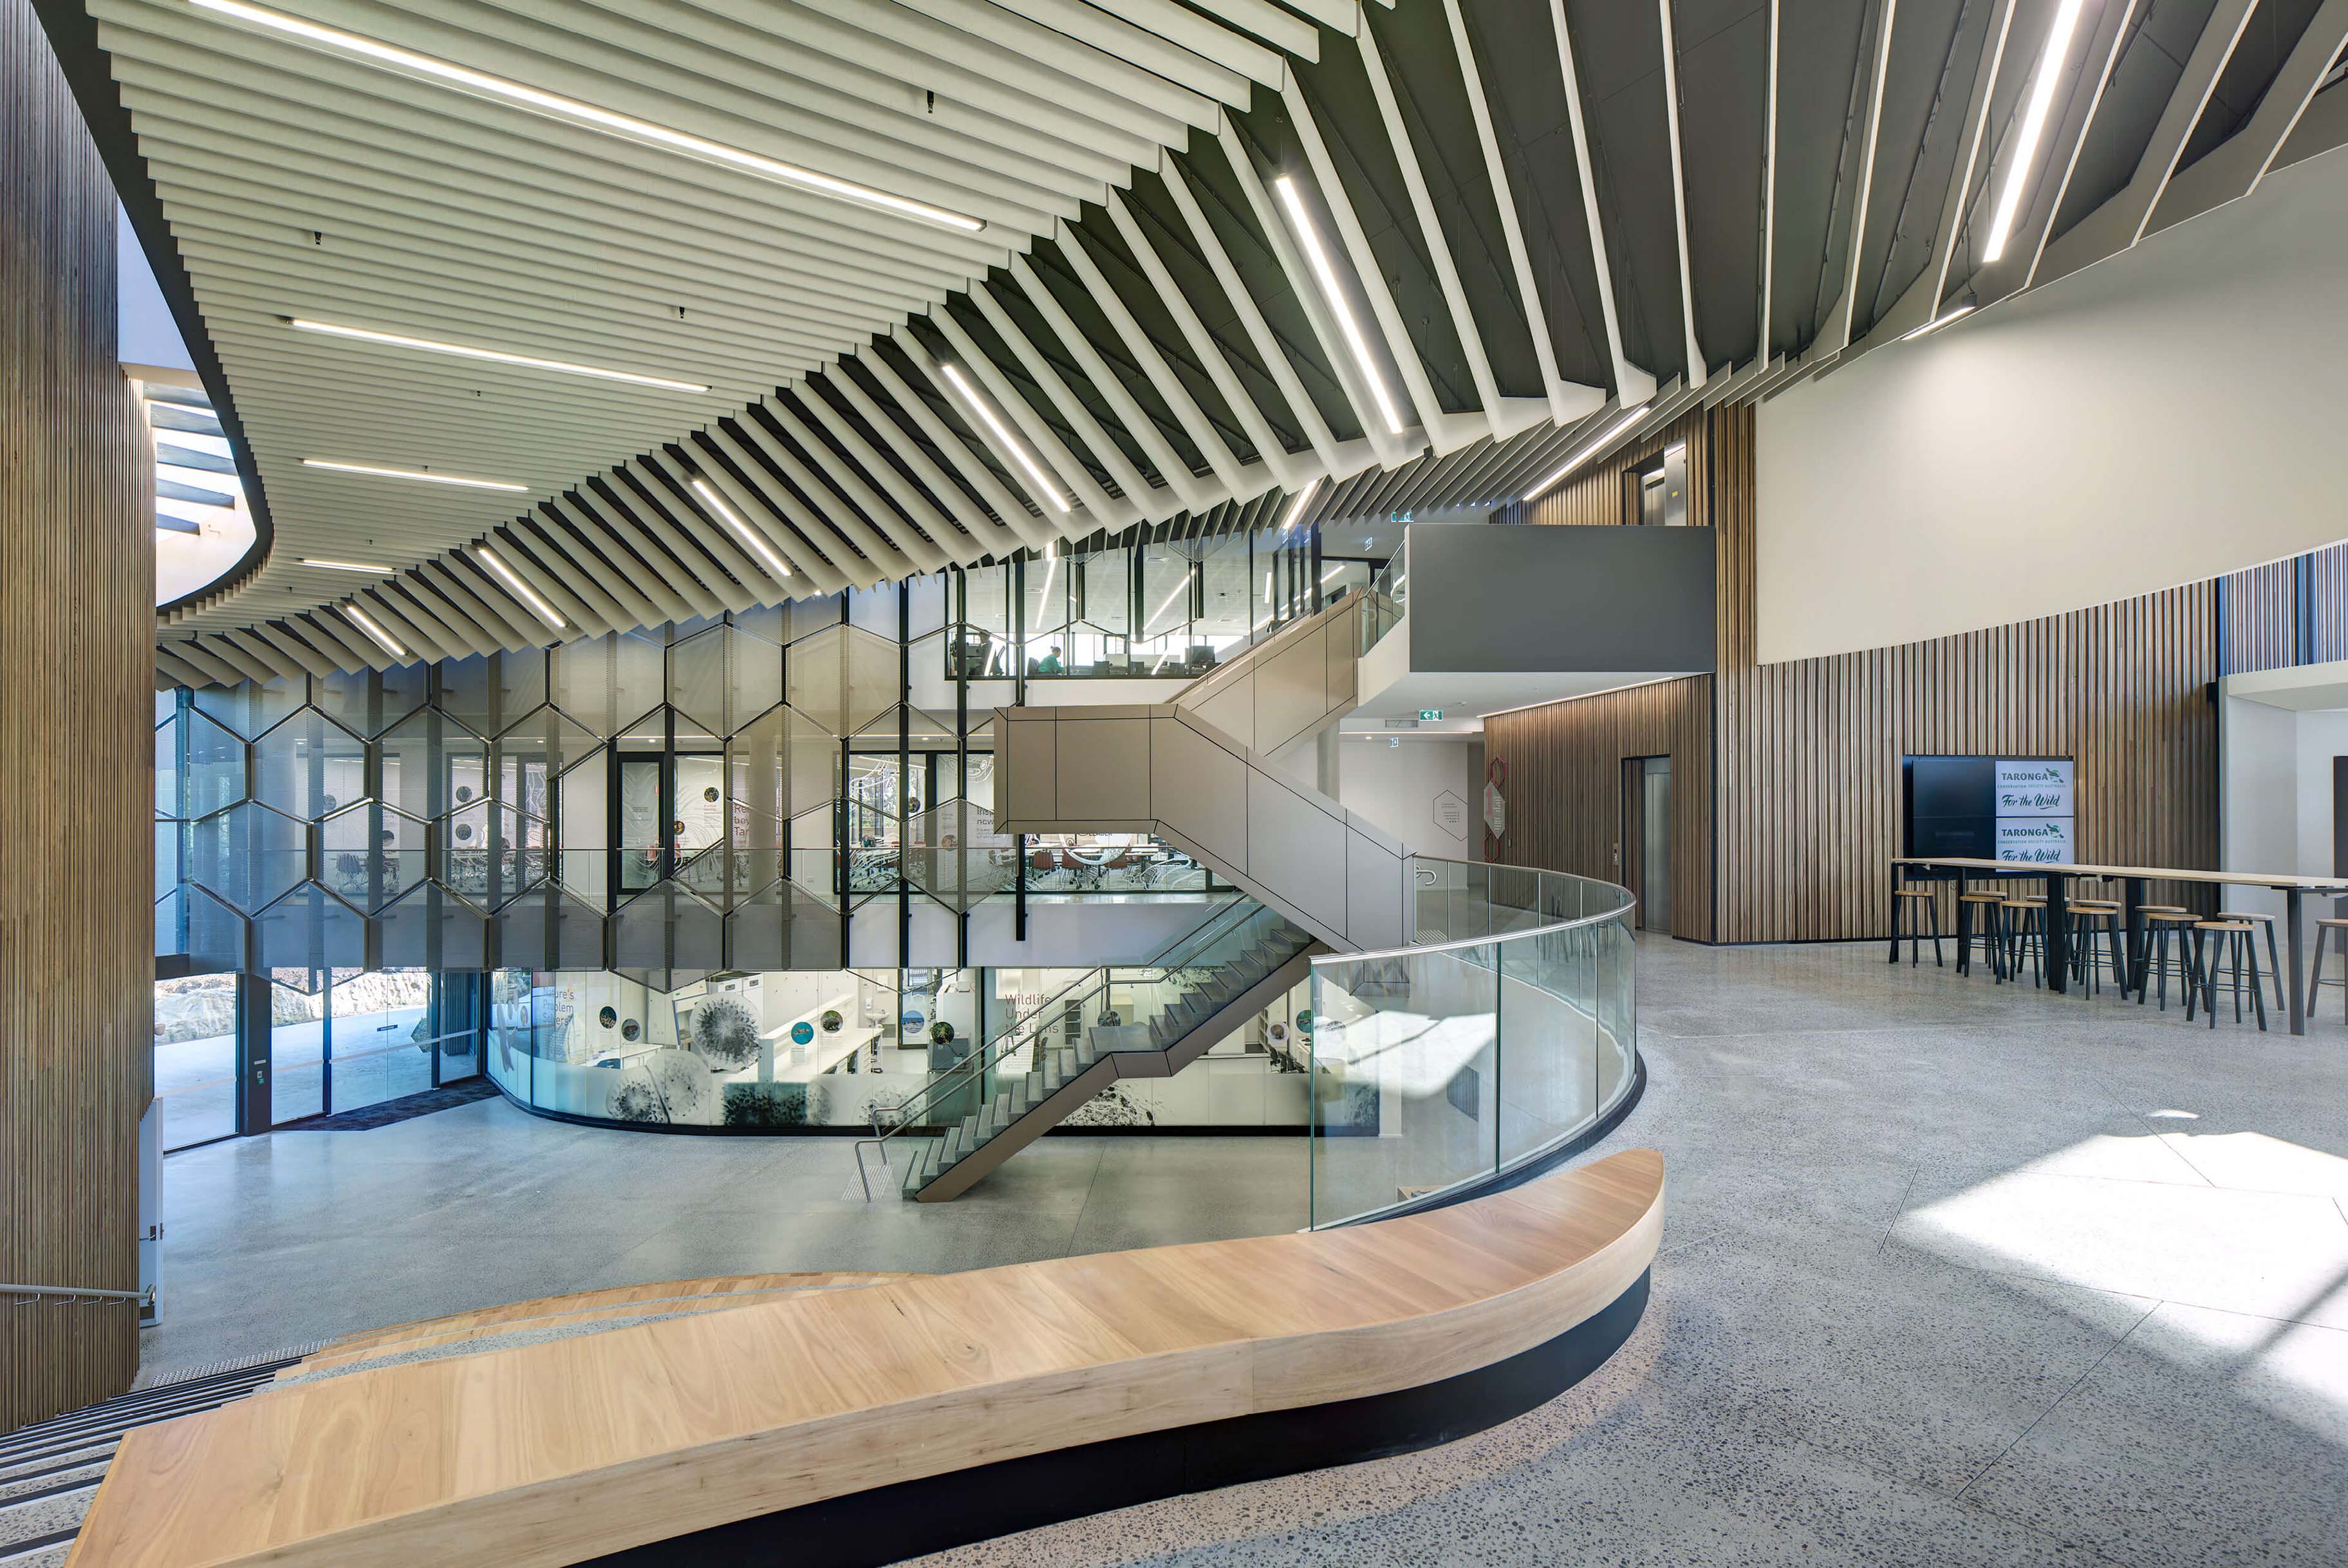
480, 962, 1313, 1134
153, 551, 1312, 985
152, 972, 238, 1150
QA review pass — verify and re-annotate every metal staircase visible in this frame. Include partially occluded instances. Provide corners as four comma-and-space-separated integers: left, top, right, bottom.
865, 899, 1321, 1202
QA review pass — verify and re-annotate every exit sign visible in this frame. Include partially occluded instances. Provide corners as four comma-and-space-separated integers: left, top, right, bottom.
1419, 709, 1442, 722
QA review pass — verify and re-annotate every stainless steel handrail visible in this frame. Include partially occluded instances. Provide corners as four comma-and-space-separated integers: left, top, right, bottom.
4, 1282, 153, 1305
1314, 857, 1635, 966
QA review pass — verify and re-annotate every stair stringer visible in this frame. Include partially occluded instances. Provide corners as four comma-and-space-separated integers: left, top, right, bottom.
913, 944, 1322, 1202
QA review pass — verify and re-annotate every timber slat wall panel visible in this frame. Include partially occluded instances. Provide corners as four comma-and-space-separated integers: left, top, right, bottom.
3, 0, 154, 1433
1493, 402, 2228, 946
1710, 400, 2219, 941
1487, 407, 1717, 942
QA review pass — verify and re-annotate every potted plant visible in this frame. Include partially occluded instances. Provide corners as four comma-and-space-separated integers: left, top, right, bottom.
929, 1019, 956, 1047
819, 1008, 843, 1034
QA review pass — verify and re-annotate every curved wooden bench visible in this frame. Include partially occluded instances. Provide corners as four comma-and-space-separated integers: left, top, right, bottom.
68, 1150, 1663, 1568
285, 1273, 915, 1376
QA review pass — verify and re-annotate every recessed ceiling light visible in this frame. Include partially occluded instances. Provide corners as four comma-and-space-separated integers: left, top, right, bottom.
301, 557, 392, 574
689, 478, 794, 584
1278, 476, 1321, 537
342, 602, 407, 659
1523, 405, 1650, 504
940, 362, 1070, 514
1275, 175, 1404, 436
1901, 304, 1977, 342
186, 0, 985, 234
1981, 0, 2087, 264
302, 459, 527, 492
288, 319, 709, 393
474, 545, 566, 631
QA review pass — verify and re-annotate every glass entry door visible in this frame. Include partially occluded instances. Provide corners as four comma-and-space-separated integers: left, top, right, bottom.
617, 752, 728, 895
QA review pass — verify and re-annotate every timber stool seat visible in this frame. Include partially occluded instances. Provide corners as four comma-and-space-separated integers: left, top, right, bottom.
1894, 886, 1943, 967
2306, 917, 2348, 1023
1957, 890, 2011, 980
2138, 911, 2203, 1011
2215, 910, 2286, 1008
2190, 920, 2268, 1030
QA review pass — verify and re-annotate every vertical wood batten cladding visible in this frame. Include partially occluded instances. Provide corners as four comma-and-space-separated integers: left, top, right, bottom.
1486, 407, 1719, 942
1490, 403, 2226, 945
3, 0, 154, 1433
2219, 545, 2348, 673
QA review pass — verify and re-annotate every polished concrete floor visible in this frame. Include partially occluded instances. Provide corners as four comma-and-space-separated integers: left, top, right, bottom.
145, 939, 2348, 1565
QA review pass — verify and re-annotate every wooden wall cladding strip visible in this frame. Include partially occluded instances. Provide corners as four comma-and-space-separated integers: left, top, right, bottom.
1489, 402, 2228, 946
1485, 406, 1720, 944
3, 0, 154, 1433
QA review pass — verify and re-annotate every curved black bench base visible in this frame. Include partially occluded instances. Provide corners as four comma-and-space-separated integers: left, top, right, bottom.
588, 1268, 1651, 1568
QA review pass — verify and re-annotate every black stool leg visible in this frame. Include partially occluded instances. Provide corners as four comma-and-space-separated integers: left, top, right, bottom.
2308, 927, 2328, 1018
2246, 935, 2268, 1031
1930, 897, 1944, 968
2262, 920, 2284, 1010
2189, 930, 2206, 1023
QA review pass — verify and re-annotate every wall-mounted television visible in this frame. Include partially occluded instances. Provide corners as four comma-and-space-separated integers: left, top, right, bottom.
1903, 756, 2074, 863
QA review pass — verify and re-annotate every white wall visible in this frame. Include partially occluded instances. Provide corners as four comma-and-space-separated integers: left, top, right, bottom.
1756, 146, 2348, 665
2219, 700, 2348, 950
1336, 736, 1482, 862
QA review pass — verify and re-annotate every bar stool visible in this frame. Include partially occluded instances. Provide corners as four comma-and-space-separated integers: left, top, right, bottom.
1894, 886, 1943, 967
2003, 894, 2048, 987
2213, 910, 2286, 1009
1957, 889, 2010, 980
2137, 911, 2203, 1011
2307, 917, 2348, 1023
2126, 904, 2192, 996
2067, 901, 2129, 998
2190, 919, 2268, 1030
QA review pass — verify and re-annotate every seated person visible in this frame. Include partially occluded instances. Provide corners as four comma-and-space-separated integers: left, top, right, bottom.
1036, 644, 1065, 675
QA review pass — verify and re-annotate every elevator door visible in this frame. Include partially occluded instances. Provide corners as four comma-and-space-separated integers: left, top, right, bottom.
1638, 757, 1671, 933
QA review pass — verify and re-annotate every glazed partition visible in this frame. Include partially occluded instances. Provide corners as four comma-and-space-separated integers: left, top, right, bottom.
1308, 859, 1638, 1227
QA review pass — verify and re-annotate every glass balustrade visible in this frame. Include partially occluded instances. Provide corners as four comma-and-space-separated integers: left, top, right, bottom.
1307, 856, 1637, 1228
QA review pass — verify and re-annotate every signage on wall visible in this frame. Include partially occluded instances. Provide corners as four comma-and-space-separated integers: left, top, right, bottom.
1433, 790, 1468, 839
1420, 709, 1443, 722
1994, 757, 2074, 863
1993, 760, 2073, 818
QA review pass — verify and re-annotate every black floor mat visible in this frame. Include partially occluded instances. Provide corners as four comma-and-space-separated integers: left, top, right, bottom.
279, 1077, 499, 1132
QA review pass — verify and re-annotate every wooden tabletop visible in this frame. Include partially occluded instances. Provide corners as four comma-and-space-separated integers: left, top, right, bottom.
66, 1150, 1664, 1568
1893, 857, 2348, 892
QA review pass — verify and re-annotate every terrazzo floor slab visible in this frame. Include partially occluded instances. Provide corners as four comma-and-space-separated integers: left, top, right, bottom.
138, 938, 2348, 1563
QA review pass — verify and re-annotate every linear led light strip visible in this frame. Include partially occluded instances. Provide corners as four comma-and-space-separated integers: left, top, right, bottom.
689, 478, 794, 583
303, 458, 527, 492
343, 602, 407, 660
1274, 176, 1404, 436
1522, 404, 1650, 504
475, 545, 567, 631
1278, 476, 1320, 537
1980, 0, 2087, 264
940, 364, 1070, 514
301, 557, 390, 574
187, 0, 984, 235
290, 319, 708, 393
1901, 304, 1976, 342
